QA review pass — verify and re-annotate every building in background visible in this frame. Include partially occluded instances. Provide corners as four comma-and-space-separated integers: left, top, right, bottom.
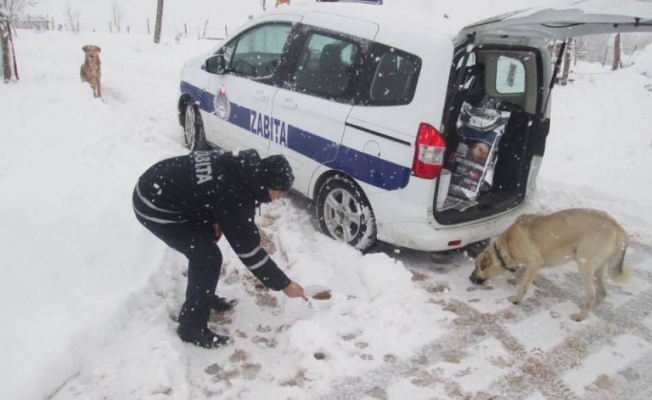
13, 14, 50, 30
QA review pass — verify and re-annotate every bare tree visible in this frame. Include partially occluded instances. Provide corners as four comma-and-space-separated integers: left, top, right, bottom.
259, 0, 268, 11
154, 0, 163, 43
111, 1, 122, 33
2, 0, 39, 22
1, 10, 17, 82
64, 3, 79, 32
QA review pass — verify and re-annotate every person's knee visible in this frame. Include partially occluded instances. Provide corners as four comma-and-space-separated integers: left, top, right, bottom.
188, 250, 222, 269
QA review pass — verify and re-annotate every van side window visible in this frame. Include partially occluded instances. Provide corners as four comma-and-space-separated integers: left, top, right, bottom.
370, 52, 419, 104
366, 45, 420, 106
228, 23, 293, 80
291, 32, 361, 99
495, 55, 526, 94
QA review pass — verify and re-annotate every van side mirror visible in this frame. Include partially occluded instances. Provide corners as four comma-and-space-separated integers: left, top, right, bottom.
205, 54, 227, 74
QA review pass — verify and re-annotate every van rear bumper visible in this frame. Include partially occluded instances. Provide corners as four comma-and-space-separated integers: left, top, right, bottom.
376, 213, 515, 252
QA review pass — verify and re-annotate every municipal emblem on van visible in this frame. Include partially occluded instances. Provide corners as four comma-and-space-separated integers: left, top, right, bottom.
214, 87, 231, 120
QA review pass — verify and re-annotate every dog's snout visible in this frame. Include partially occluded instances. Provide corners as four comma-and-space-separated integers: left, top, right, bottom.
469, 273, 485, 285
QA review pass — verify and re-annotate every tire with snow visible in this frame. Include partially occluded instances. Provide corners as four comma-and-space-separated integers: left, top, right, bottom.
316, 176, 377, 252
183, 103, 208, 151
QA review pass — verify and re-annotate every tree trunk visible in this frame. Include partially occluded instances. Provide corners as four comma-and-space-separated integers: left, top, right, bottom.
1, 19, 18, 82
612, 33, 621, 71
1, 22, 11, 82
10, 25, 18, 80
154, 0, 164, 44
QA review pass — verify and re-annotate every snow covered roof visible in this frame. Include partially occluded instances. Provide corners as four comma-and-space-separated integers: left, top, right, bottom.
270, 2, 459, 38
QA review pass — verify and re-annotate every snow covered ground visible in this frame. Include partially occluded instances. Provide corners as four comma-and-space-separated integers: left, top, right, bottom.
2, 1, 652, 400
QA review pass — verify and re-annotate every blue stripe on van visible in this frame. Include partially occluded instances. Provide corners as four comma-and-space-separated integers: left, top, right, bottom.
288, 125, 339, 164
229, 102, 251, 131
325, 148, 411, 190
180, 81, 412, 190
180, 81, 213, 112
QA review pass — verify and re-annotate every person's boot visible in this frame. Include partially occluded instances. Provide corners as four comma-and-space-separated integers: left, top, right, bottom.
177, 325, 232, 349
209, 295, 238, 313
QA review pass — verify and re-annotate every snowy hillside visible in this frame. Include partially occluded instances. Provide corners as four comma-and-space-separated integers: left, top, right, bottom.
2, 1, 652, 399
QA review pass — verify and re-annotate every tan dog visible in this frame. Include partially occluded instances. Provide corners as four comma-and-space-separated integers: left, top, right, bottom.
470, 209, 629, 321
80, 45, 102, 98
275, 0, 290, 7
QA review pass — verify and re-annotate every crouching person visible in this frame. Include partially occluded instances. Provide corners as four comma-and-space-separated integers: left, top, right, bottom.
133, 149, 307, 349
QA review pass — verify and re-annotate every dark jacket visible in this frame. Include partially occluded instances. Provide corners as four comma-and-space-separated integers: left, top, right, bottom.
133, 149, 290, 291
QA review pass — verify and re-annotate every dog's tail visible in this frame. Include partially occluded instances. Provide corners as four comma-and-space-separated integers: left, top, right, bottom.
608, 229, 632, 284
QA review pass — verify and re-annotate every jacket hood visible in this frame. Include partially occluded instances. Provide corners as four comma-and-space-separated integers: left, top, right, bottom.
224, 150, 273, 204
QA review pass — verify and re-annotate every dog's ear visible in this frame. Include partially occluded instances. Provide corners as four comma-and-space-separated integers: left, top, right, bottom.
478, 252, 491, 271
82, 45, 90, 52
95, 46, 101, 53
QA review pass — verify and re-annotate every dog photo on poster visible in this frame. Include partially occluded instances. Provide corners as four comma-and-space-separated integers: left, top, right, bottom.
449, 98, 511, 200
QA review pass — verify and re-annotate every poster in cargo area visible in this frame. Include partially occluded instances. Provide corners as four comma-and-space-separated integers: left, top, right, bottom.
448, 98, 511, 201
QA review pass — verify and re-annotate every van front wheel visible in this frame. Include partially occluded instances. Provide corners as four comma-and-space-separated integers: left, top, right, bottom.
183, 103, 208, 151
316, 176, 377, 252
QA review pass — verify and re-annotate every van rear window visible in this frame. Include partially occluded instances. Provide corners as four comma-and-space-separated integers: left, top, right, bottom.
368, 46, 420, 106
495, 55, 526, 94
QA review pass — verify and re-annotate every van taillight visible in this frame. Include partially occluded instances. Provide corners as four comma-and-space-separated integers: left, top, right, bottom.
412, 123, 445, 179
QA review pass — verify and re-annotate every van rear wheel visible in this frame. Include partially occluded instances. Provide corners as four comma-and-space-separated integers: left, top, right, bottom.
316, 176, 377, 252
184, 103, 208, 151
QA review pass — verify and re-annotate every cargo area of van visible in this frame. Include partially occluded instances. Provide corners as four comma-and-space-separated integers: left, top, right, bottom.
435, 47, 546, 225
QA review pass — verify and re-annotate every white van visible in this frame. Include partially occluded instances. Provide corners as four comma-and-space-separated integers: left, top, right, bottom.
177, 1, 652, 252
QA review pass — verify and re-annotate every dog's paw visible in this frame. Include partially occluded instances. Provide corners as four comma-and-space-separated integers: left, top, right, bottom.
508, 295, 521, 304
570, 312, 587, 322
593, 296, 606, 307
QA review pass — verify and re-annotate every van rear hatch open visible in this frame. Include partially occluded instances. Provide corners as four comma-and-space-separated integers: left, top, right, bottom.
459, 0, 652, 41
435, 0, 652, 226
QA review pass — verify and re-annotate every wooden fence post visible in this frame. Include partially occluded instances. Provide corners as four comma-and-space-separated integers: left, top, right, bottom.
154, 0, 164, 43
612, 33, 621, 71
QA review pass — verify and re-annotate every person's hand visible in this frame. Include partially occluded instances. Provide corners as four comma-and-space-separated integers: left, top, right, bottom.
212, 223, 222, 241
283, 281, 308, 301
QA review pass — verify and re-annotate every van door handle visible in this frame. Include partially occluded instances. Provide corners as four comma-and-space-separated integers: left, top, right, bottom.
253, 90, 269, 102
280, 98, 298, 110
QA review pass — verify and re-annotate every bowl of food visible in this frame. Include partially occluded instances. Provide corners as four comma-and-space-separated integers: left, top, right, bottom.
304, 285, 334, 310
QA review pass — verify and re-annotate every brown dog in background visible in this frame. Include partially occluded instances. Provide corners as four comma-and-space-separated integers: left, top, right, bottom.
275, 0, 290, 7
80, 45, 102, 98
470, 209, 630, 321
